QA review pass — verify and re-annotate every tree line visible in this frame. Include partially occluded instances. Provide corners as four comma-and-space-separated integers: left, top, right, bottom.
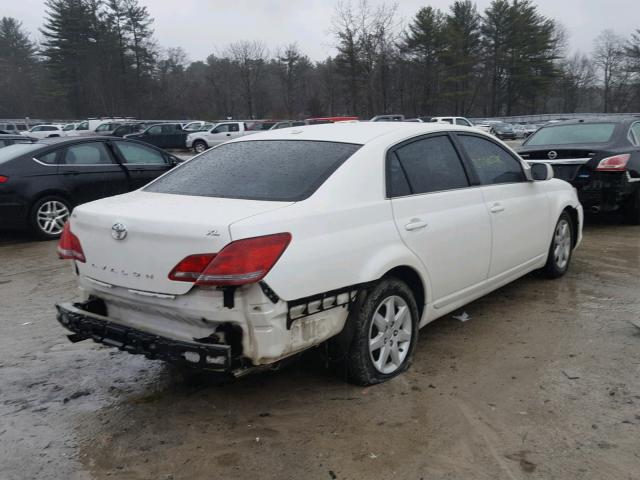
1, 0, 640, 120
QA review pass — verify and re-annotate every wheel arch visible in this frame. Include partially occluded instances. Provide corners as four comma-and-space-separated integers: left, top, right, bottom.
382, 265, 426, 318
563, 205, 580, 248
29, 189, 75, 215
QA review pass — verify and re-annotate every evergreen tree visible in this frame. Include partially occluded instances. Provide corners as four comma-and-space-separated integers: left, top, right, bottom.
0, 17, 38, 116
400, 6, 446, 115
442, 0, 482, 115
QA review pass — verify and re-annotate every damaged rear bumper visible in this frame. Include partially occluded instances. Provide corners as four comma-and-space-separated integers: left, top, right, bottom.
56, 302, 232, 371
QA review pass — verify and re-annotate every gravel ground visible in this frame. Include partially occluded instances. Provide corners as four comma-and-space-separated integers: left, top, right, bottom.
0, 219, 639, 480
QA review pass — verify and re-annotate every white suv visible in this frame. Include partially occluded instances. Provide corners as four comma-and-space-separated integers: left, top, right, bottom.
56, 122, 582, 385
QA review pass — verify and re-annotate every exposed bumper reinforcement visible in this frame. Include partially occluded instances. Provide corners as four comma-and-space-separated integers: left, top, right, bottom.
55, 302, 232, 371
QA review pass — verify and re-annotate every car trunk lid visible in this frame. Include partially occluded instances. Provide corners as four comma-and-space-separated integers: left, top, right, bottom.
72, 191, 293, 295
518, 148, 604, 182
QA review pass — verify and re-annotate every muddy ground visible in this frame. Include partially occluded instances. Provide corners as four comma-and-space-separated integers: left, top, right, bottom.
1, 220, 639, 480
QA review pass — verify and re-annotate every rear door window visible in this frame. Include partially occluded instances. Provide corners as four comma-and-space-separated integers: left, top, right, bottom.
62, 142, 115, 165
389, 135, 469, 196
146, 140, 361, 201
458, 135, 525, 185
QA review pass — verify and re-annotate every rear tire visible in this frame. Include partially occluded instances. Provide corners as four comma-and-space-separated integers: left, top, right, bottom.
193, 140, 208, 153
342, 278, 419, 386
623, 189, 640, 225
30, 196, 71, 240
542, 212, 574, 278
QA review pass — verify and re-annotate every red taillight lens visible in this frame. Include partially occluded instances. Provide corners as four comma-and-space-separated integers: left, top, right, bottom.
596, 154, 630, 171
57, 223, 86, 262
168, 253, 216, 282
0, 175, 8, 183
168, 233, 291, 287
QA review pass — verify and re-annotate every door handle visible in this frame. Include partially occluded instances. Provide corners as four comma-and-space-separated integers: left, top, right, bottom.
404, 219, 428, 231
490, 203, 505, 213
226, 133, 231, 136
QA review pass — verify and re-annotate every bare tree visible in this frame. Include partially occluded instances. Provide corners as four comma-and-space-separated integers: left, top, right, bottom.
593, 30, 627, 112
226, 40, 268, 119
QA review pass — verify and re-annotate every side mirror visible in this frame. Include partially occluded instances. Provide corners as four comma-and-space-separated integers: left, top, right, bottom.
530, 163, 554, 181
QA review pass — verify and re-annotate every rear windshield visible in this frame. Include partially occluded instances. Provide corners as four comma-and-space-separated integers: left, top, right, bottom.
526, 123, 616, 146
145, 140, 361, 201
0, 143, 43, 164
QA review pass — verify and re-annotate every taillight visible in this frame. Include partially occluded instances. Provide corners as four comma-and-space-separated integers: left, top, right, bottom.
0, 175, 8, 183
57, 223, 86, 262
168, 233, 291, 286
169, 253, 216, 281
596, 154, 630, 171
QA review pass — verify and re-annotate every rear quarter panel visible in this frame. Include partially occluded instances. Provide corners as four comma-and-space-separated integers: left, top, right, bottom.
228, 142, 431, 303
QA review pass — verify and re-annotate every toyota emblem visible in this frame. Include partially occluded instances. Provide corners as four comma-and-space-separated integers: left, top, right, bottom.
547, 150, 558, 160
111, 223, 127, 240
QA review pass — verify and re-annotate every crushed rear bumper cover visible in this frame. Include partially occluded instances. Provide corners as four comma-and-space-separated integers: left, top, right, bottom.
56, 302, 232, 371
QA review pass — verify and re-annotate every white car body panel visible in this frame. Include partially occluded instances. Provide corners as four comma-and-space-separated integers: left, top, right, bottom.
64, 122, 583, 367
73, 191, 293, 296
28, 125, 64, 139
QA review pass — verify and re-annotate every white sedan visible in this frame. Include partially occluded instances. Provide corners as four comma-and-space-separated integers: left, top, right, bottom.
56, 122, 582, 385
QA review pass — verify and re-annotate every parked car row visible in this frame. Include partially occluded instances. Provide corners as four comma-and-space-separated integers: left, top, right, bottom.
54, 121, 582, 385
0, 137, 182, 239
517, 117, 640, 224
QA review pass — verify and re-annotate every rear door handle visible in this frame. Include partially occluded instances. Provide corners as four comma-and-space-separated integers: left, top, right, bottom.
404, 219, 428, 231
490, 203, 505, 213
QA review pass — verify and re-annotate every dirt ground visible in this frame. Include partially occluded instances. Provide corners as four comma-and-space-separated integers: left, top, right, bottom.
1, 219, 639, 480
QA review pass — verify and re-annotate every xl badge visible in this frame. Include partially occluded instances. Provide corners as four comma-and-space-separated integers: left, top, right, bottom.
111, 223, 127, 240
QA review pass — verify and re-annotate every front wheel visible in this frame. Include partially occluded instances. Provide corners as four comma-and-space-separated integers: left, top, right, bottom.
193, 140, 208, 153
343, 278, 419, 385
542, 212, 574, 278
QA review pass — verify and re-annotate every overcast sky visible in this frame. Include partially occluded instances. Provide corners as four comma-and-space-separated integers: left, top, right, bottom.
5, 0, 639, 61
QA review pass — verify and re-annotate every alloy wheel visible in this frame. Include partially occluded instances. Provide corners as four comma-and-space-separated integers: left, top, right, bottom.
553, 219, 571, 270
37, 200, 69, 236
368, 295, 413, 374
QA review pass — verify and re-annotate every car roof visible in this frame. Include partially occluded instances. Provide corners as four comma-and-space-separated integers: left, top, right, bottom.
542, 117, 639, 126
230, 121, 470, 145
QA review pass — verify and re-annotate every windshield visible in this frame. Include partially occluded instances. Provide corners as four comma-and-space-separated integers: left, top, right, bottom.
526, 123, 616, 146
145, 140, 361, 201
0, 143, 44, 164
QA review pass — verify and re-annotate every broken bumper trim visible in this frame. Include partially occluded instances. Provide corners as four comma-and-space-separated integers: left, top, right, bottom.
55, 303, 232, 371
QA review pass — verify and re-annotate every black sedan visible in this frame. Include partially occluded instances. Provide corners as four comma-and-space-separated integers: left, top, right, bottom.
491, 123, 516, 140
0, 134, 34, 148
517, 117, 640, 224
124, 123, 187, 149
0, 137, 182, 239
111, 122, 148, 137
